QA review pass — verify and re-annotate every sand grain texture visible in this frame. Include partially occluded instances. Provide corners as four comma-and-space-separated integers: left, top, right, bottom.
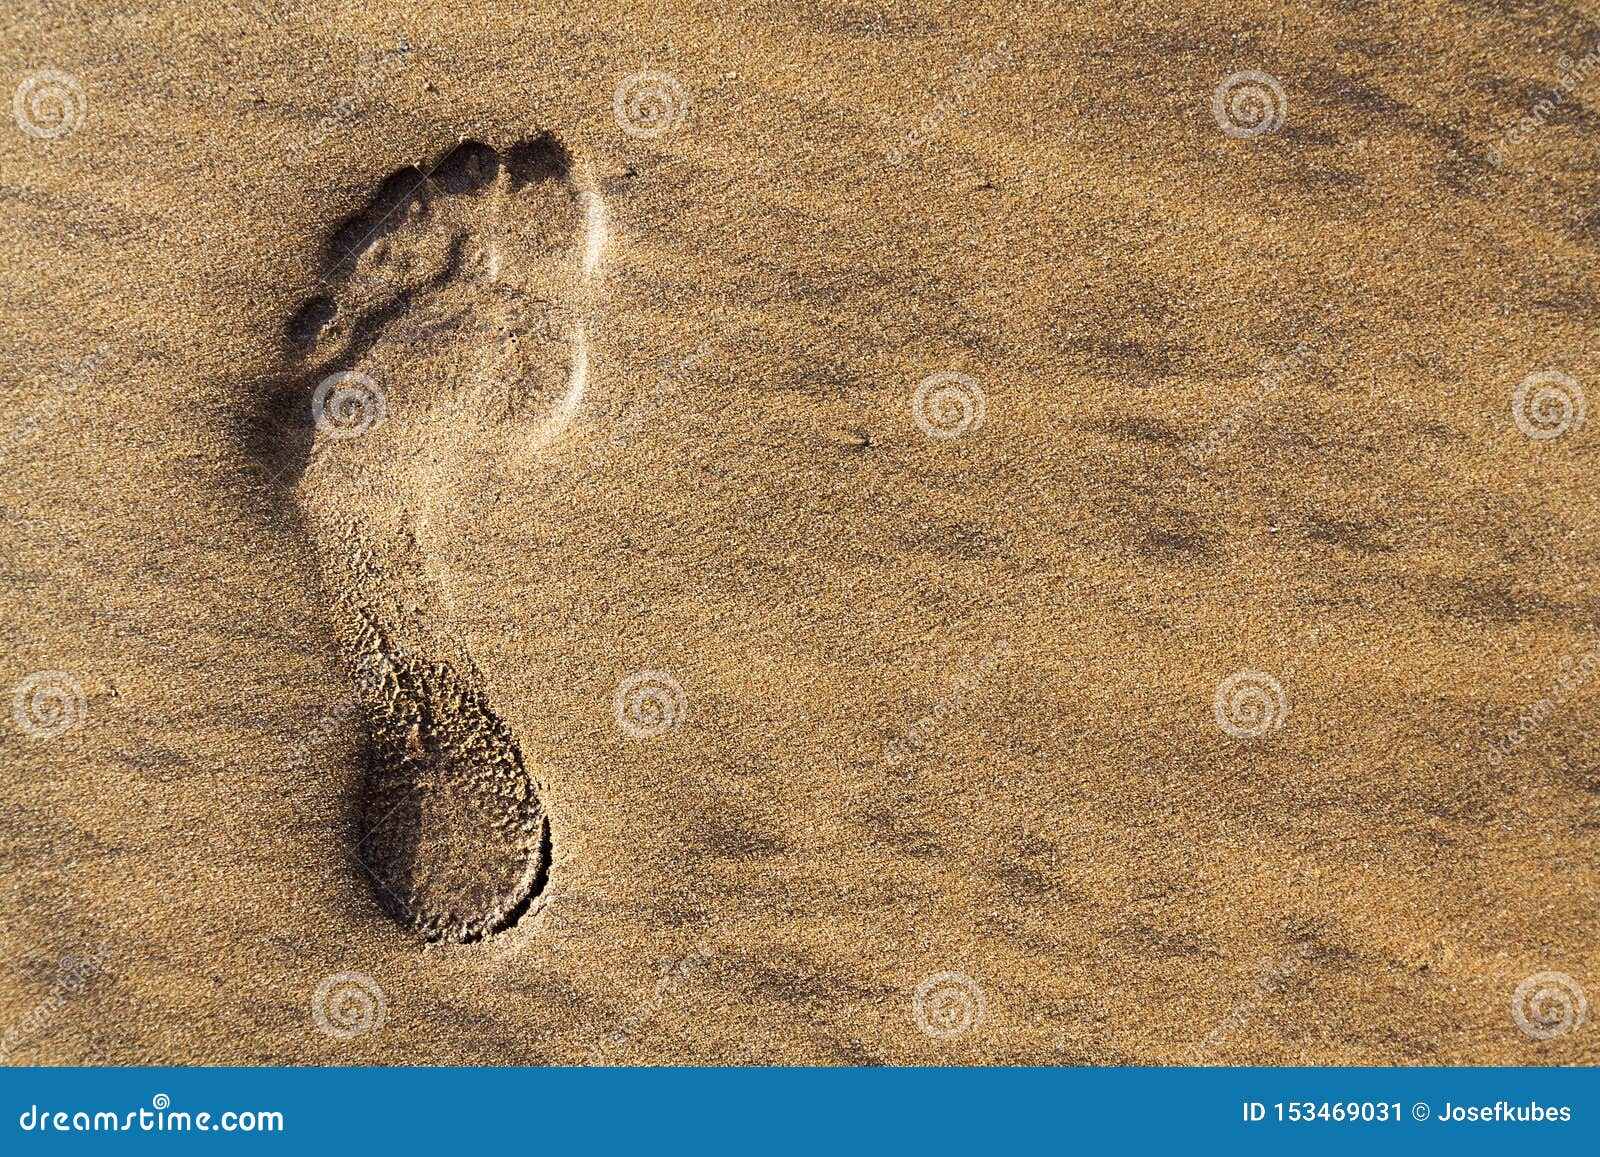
2, 1, 1598, 1064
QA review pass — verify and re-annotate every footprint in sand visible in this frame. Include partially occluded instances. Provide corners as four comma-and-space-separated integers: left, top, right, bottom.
262, 136, 603, 942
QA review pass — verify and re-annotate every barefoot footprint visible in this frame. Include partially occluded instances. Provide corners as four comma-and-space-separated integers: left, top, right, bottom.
274, 136, 601, 942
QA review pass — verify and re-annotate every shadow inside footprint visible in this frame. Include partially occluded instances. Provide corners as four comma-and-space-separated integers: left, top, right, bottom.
351, 642, 549, 943
251, 135, 582, 942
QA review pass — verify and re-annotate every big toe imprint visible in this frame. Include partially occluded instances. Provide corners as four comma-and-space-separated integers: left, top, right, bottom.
266, 135, 599, 942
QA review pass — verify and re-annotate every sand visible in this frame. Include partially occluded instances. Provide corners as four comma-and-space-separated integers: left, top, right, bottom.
2, 0, 1598, 1065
